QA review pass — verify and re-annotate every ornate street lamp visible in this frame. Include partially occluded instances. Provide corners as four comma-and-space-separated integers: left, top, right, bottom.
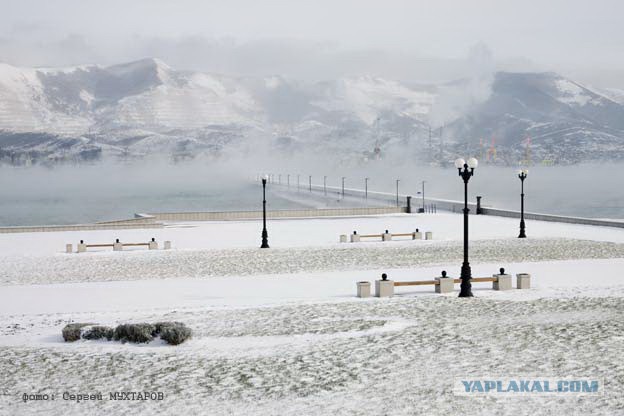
455, 157, 478, 297
518, 169, 528, 238
260, 174, 270, 248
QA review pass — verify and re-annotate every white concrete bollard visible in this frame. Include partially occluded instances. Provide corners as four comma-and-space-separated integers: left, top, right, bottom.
148, 239, 158, 250
413, 229, 422, 240
382, 230, 392, 242
65, 244, 73, 254
425, 231, 433, 240
375, 274, 394, 297
435, 272, 454, 294
516, 273, 531, 289
493, 269, 512, 290
164, 241, 172, 250
356, 281, 371, 298
350, 233, 361, 243
113, 240, 123, 251
340, 234, 348, 243
77, 241, 86, 253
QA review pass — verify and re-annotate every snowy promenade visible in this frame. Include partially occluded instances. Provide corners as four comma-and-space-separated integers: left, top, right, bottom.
0, 212, 623, 415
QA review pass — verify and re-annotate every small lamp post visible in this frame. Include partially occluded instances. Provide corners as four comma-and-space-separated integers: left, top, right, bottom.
260, 175, 270, 248
396, 179, 400, 207
342, 177, 346, 199
455, 157, 478, 297
421, 180, 426, 212
309, 175, 312, 192
297, 174, 300, 192
324, 176, 327, 196
518, 169, 528, 238
365, 177, 369, 200
287, 174, 290, 188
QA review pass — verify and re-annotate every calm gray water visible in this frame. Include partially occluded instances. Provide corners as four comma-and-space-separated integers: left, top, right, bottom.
0, 161, 622, 226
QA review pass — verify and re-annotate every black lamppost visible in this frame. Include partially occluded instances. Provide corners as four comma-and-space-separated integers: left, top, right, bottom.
518, 169, 528, 238
454, 157, 478, 297
261, 175, 270, 248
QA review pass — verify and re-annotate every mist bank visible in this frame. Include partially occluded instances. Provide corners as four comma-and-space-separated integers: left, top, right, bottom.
0, 156, 622, 226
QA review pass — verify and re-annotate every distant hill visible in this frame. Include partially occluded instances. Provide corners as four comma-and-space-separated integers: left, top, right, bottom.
0, 59, 623, 165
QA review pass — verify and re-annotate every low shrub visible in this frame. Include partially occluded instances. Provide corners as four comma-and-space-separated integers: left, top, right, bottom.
113, 323, 155, 344
154, 321, 192, 345
62, 323, 95, 342
82, 325, 114, 341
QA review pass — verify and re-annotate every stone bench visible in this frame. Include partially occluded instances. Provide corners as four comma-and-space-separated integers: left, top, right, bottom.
357, 268, 528, 297
341, 229, 428, 243
67, 238, 172, 253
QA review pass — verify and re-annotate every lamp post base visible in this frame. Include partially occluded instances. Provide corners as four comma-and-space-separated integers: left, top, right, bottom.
458, 262, 473, 297
518, 220, 526, 238
261, 230, 270, 249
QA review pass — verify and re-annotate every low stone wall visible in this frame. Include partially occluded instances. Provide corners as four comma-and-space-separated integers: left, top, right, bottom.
147, 206, 406, 222
0, 222, 164, 234
481, 207, 624, 228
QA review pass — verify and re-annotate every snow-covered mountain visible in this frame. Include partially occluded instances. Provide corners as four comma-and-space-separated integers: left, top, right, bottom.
1, 58, 623, 165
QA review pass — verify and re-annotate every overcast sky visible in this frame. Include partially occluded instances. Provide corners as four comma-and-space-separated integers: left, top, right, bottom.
1, 0, 623, 86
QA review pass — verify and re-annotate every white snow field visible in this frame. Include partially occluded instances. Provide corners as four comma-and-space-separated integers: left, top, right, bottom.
0, 212, 623, 415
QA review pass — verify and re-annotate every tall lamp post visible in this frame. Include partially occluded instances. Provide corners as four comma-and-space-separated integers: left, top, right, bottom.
324, 176, 327, 196
421, 180, 426, 212
260, 175, 270, 248
518, 169, 528, 238
365, 177, 369, 200
455, 157, 478, 297
342, 177, 346, 199
309, 175, 312, 192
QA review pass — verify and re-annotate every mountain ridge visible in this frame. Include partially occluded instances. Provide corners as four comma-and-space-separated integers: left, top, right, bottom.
0, 58, 623, 165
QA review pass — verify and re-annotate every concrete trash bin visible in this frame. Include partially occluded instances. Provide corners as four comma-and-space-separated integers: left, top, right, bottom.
65, 244, 73, 254
425, 231, 433, 240
413, 229, 422, 240
382, 230, 392, 241
340, 234, 348, 243
357, 281, 371, 298
517, 273, 531, 289
164, 241, 172, 250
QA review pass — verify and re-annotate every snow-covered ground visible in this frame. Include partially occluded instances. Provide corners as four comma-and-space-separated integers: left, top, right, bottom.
0, 212, 623, 415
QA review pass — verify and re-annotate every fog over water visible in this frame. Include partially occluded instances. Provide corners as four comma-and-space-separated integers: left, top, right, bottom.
0, 158, 622, 226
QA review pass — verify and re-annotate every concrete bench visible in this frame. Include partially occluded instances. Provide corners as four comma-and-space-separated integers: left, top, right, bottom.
357, 269, 521, 297
68, 238, 171, 253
